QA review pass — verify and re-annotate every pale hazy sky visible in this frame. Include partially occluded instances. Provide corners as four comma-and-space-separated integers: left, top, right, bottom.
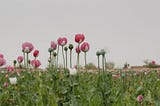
0, 0, 160, 68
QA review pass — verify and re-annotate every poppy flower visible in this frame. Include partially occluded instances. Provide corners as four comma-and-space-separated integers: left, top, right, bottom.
75, 34, 85, 44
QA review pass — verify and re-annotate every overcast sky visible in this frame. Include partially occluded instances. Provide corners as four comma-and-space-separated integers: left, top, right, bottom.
0, 0, 160, 68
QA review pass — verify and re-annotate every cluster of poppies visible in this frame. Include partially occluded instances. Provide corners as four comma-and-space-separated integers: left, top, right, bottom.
47, 34, 90, 70
2, 42, 42, 70
0, 34, 90, 71
22, 42, 41, 69
75, 34, 90, 70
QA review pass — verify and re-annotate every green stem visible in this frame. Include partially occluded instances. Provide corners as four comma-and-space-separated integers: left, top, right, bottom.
62, 46, 65, 69
65, 50, 67, 69
102, 55, 104, 71
98, 56, 100, 69
70, 50, 72, 68
57, 45, 59, 68
23, 52, 26, 68
84, 52, 87, 67
27, 53, 29, 68
104, 56, 107, 71
49, 52, 51, 59
77, 53, 80, 71
48, 52, 51, 69
77, 44, 80, 71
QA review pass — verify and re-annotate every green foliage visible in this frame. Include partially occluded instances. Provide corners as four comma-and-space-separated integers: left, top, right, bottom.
0, 69, 160, 105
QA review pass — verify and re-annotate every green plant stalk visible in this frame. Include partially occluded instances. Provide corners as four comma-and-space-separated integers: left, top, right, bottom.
27, 53, 29, 68
51, 50, 54, 68
102, 55, 105, 71
62, 46, 65, 69
70, 50, 72, 68
48, 51, 51, 69
56, 45, 59, 68
23, 52, 26, 68
104, 56, 107, 71
53, 52, 57, 69
97, 56, 100, 69
65, 50, 67, 69
50, 51, 52, 59
77, 53, 80, 71
84, 52, 87, 67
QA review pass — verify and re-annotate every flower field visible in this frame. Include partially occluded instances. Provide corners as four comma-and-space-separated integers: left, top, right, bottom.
0, 69, 160, 106
0, 34, 160, 105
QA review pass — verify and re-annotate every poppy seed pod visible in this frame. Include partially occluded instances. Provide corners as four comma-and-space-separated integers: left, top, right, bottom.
68, 44, 74, 50
64, 46, 68, 51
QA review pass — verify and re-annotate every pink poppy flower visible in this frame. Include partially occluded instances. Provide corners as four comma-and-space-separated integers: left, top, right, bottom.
22, 42, 34, 53
81, 42, 90, 52
17, 56, 23, 63
76, 46, 81, 53
0, 58, 6, 66
6, 65, 14, 72
57, 37, 67, 46
31, 59, 41, 68
75, 34, 85, 43
137, 95, 143, 102
33, 50, 39, 58
0, 54, 4, 58
51, 41, 57, 50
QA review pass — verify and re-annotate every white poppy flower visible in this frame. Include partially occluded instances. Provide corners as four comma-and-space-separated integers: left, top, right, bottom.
69, 68, 77, 75
9, 77, 17, 85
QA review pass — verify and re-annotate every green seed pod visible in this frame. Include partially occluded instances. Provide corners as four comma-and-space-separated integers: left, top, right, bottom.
96, 51, 101, 56
64, 46, 68, 51
13, 60, 17, 64
53, 52, 57, 57
68, 44, 74, 50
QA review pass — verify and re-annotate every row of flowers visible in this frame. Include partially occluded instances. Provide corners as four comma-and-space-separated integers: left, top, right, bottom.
0, 34, 90, 70
0, 34, 90, 92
